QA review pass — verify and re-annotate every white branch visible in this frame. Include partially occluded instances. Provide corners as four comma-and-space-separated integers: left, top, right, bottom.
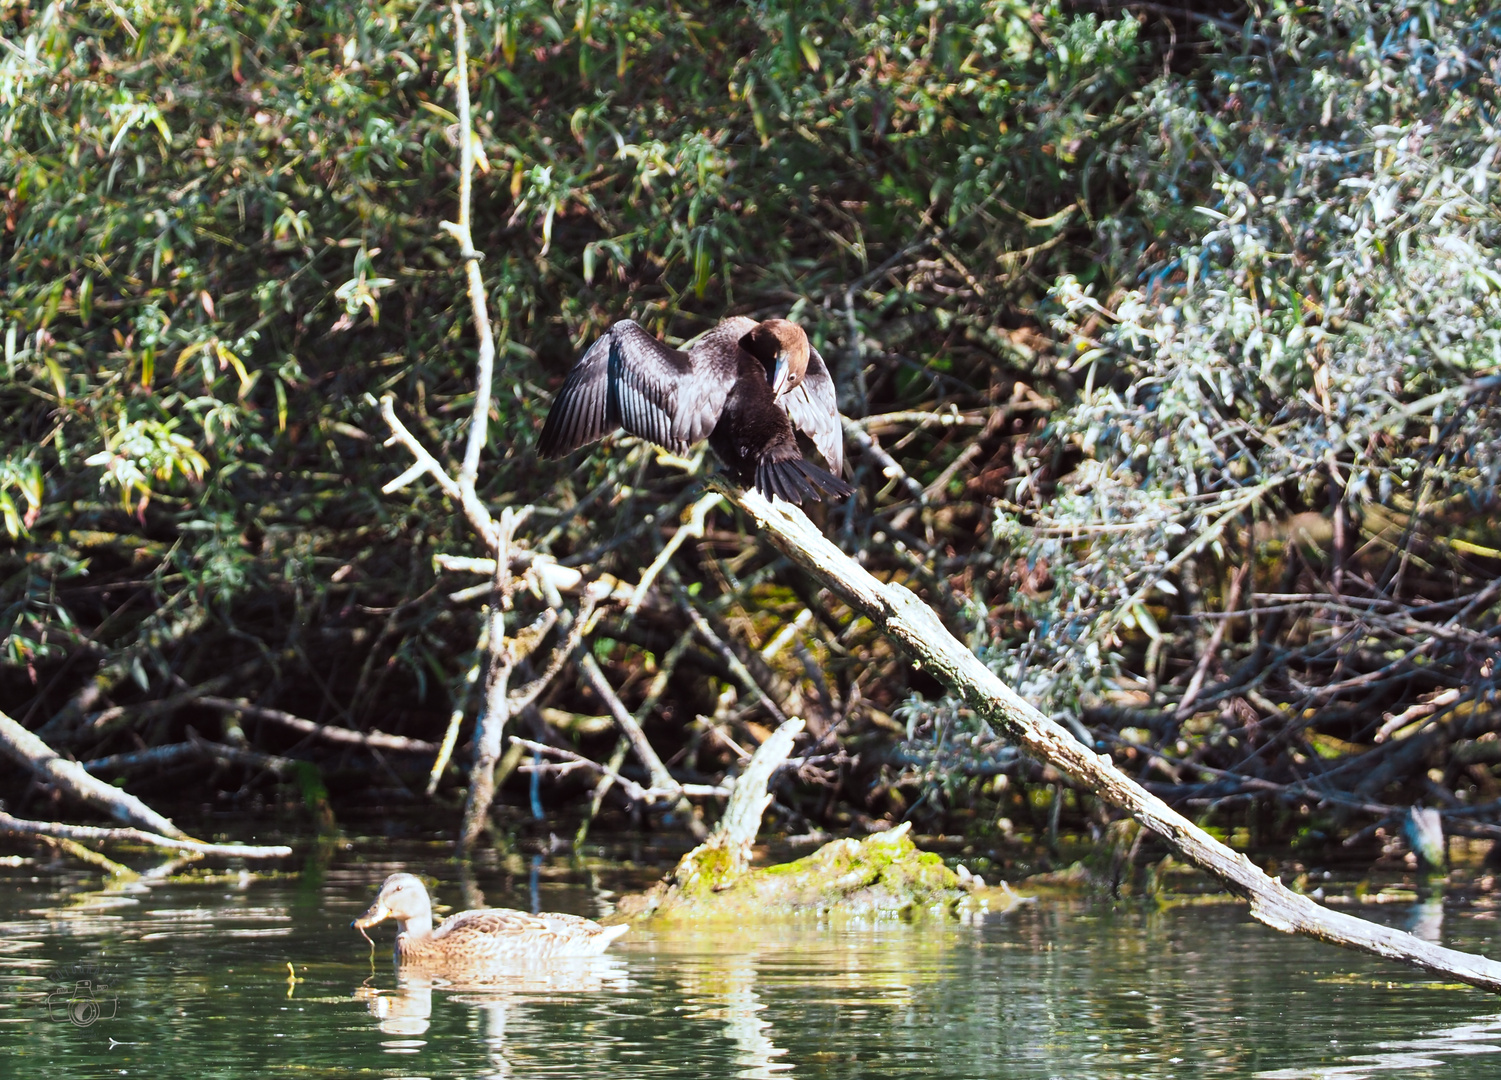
721, 481, 1501, 993
0, 708, 186, 838
0, 811, 291, 859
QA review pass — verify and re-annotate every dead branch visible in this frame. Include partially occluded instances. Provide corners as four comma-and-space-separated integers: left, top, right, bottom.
196, 697, 438, 753
843, 419, 927, 506
186, 729, 300, 775
82, 734, 298, 778
459, 506, 527, 854
679, 595, 789, 725
426, 622, 486, 796
853, 408, 990, 430
626, 492, 724, 617
62, 658, 265, 745
510, 737, 727, 802
508, 586, 599, 714
37, 603, 209, 742
34, 834, 136, 878
83, 743, 202, 774
1176, 560, 1252, 719
712, 717, 805, 868
577, 651, 680, 796
0, 707, 187, 838
575, 629, 695, 846
0, 810, 292, 859
720, 481, 1501, 994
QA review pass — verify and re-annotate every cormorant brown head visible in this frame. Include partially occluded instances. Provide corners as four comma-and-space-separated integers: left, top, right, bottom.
741, 319, 811, 399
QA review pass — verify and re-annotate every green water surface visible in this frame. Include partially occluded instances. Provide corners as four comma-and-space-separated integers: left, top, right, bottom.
3, 846, 1500, 1079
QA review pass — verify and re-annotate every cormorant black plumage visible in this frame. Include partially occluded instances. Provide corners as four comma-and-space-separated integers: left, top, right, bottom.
538, 316, 850, 504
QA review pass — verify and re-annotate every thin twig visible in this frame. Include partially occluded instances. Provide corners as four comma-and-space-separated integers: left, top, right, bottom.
626, 492, 724, 618
510, 737, 726, 801
197, 697, 437, 753
577, 651, 681, 796
1176, 561, 1252, 719
678, 596, 789, 725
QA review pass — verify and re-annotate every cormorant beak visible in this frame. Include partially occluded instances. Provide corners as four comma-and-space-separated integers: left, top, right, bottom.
353, 901, 389, 930
771, 354, 791, 398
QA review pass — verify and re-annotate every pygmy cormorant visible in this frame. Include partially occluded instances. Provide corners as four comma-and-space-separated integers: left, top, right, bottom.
539, 316, 851, 504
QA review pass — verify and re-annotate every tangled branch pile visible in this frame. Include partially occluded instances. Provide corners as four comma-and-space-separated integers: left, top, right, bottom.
0, 1, 1497, 857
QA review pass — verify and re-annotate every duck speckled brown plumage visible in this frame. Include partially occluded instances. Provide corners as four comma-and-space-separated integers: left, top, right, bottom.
353, 873, 627, 965
538, 316, 851, 504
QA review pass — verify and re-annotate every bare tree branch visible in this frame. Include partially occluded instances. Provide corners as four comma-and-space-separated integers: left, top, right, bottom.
0, 707, 187, 838
718, 481, 1501, 994
0, 811, 292, 859
459, 506, 527, 853
197, 697, 438, 753
577, 651, 679, 796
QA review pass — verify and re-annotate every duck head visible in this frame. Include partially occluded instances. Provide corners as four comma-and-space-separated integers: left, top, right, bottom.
354, 872, 435, 936
742, 319, 810, 399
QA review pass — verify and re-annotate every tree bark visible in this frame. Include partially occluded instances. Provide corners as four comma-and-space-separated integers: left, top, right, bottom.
709, 717, 805, 874
458, 508, 524, 854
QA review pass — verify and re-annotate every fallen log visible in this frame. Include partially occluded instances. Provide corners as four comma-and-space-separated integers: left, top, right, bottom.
720, 482, 1501, 993
0, 707, 186, 838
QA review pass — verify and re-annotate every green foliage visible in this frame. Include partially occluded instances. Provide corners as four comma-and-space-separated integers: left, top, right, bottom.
0, 0, 1127, 704
3, 0, 1495, 829
992, 0, 1501, 717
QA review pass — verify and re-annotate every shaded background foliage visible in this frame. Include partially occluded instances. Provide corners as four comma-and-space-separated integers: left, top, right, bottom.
2, 0, 1499, 852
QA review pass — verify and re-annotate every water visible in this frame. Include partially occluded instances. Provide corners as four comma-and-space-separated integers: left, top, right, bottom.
4, 847, 1501, 1079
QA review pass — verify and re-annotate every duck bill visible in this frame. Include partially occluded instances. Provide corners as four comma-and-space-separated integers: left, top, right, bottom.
353, 901, 390, 930
770, 355, 791, 398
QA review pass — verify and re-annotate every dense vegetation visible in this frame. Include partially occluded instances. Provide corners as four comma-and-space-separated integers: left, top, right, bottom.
2, 0, 1499, 865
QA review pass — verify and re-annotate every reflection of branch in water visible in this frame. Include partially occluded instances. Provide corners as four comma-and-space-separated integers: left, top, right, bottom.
476, 996, 511, 1080
1407, 894, 1444, 944
681, 951, 791, 1079
723, 957, 791, 1080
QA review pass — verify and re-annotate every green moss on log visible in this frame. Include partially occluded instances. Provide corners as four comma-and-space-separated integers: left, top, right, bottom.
614, 822, 1000, 922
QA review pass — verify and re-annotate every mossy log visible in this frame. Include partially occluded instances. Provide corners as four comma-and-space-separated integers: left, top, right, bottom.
613, 718, 1008, 921
615, 821, 1001, 921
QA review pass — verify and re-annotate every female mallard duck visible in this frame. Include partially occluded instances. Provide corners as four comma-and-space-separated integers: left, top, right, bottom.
539, 316, 851, 505
353, 873, 627, 964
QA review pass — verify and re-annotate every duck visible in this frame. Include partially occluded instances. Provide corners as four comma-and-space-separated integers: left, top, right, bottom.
353, 872, 628, 964
538, 316, 852, 504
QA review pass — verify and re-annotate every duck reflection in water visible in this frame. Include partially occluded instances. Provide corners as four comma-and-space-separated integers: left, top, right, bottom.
355, 959, 630, 1037
351, 872, 629, 1067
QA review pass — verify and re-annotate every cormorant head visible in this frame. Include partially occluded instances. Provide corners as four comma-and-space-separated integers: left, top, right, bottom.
743, 319, 810, 399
